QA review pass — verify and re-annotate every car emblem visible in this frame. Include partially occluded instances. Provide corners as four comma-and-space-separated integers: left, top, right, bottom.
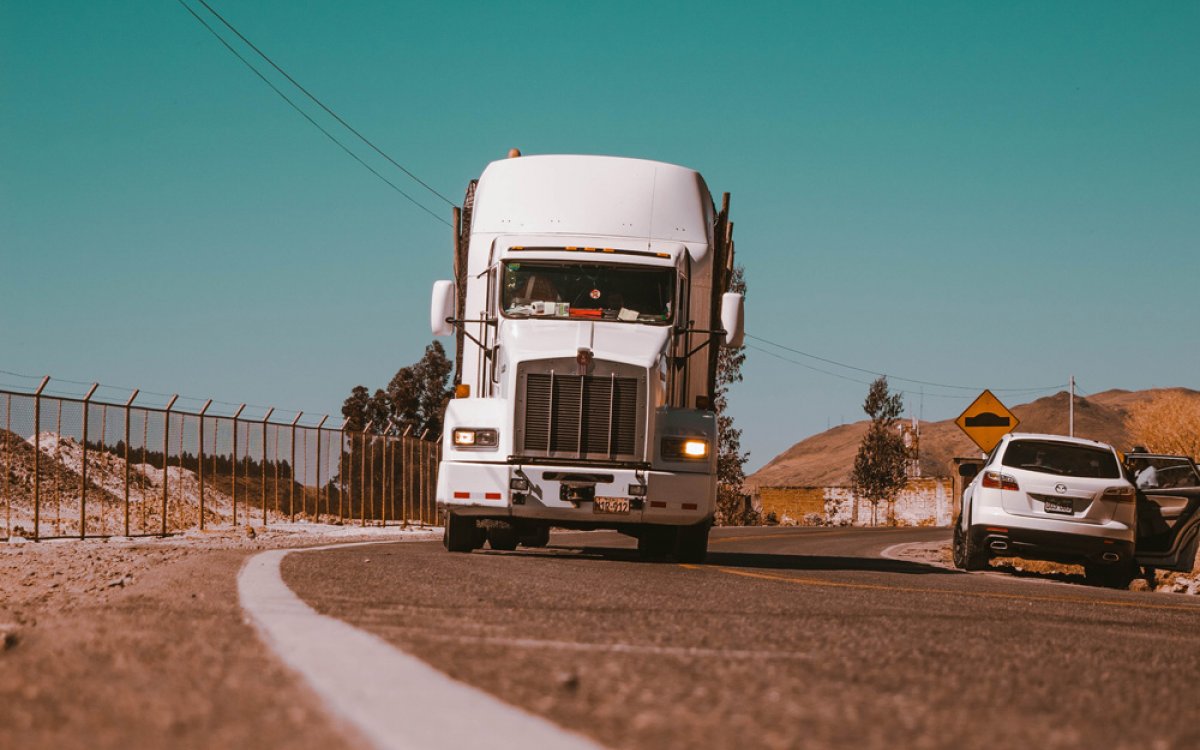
1055, 483, 1067, 494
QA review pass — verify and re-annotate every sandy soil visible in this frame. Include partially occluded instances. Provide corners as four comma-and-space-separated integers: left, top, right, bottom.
887, 539, 1200, 594
0, 524, 439, 749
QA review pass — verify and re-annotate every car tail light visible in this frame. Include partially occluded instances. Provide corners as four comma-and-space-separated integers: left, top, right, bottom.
1102, 486, 1136, 502
981, 471, 1019, 491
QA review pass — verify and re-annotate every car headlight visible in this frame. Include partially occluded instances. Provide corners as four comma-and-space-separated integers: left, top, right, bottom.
662, 437, 709, 460
452, 428, 498, 448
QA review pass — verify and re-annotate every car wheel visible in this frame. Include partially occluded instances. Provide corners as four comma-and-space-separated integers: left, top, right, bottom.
486, 523, 519, 551
952, 515, 988, 571
675, 523, 710, 564
1084, 561, 1137, 589
443, 512, 480, 553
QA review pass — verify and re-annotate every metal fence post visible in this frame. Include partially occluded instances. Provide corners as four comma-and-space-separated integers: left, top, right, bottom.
338, 418, 349, 524
274, 421, 280, 515
161, 394, 178, 536
197, 399, 212, 530
315, 415, 328, 521
32, 375, 50, 541
232, 404, 245, 526
123, 389, 138, 536
360, 423, 370, 527
289, 412, 302, 522
261, 408, 274, 527
3, 394, 9, 538
79, 382, 99, 539
302, 427, 309, 518
419, 428, 429, 526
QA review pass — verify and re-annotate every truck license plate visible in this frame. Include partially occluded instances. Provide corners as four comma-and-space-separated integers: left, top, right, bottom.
593, 496, 630, 515
1043, 497, 1073, 515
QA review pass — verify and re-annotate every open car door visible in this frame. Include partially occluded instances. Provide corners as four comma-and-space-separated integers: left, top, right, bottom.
1128, 454, 1200, 572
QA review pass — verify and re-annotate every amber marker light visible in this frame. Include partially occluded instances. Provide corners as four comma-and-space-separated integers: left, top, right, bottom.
684, 439, 708, 458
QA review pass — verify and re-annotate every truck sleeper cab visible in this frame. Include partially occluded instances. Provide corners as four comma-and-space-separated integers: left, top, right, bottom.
430, 154, 743, 562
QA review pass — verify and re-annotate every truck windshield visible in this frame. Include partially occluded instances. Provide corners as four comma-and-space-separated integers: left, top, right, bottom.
501, 261, 674, 324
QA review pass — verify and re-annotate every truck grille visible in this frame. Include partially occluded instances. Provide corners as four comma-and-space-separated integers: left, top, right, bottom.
517, 365, 644, 461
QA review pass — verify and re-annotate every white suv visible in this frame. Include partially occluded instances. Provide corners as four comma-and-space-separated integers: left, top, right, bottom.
953, 432, 1137, 586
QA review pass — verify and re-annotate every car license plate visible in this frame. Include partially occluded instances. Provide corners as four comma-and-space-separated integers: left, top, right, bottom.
593, 496, 630, 515
1043, 497, 1073, 515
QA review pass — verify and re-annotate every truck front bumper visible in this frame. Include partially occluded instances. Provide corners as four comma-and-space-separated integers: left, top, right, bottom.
436, 461, 715, 526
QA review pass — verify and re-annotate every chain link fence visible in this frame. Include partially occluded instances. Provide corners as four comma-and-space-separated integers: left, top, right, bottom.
0, 374, 441, 540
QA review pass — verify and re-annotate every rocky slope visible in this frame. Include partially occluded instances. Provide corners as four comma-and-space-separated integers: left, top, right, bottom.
748, 387, 1199, 491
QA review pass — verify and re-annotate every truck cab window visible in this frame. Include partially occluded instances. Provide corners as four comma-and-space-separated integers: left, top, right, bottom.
501, 261, 674, 324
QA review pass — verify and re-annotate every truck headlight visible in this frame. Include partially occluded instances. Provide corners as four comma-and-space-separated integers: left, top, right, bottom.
662, 437, 709, 460
452, 428, 498, 448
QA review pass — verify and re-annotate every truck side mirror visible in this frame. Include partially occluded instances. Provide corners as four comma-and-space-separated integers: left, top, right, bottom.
720, 292, 744, 348
431, 280, 456, 336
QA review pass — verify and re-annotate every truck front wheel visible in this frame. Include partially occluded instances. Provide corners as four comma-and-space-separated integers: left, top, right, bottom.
637, 526, 675, 561
676, 523, 710, 564
444, 511, 483, 553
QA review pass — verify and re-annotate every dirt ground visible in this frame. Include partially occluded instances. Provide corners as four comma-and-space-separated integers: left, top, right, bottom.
888, 539, 1200, 594
0, 525, 438, 749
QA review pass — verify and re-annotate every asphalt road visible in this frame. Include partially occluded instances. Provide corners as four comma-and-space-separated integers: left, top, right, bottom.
283, 527, 1200, 750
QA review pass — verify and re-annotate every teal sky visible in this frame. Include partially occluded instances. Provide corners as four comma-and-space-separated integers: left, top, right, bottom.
2, 1, 1197, 472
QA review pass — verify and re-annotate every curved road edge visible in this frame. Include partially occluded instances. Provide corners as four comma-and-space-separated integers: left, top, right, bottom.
237, 543, 605, 750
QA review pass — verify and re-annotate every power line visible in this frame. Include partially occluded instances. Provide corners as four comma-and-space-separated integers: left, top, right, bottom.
746, 333, 1067, 394
192, 0, 455, 208
746, 345, 980, 400
176, 0, 451, 227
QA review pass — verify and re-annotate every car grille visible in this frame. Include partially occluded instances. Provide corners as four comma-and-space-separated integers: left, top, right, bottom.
516, 363, 644, 462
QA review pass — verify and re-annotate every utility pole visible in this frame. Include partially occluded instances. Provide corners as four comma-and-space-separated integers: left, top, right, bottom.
1069, 375, 1075, 437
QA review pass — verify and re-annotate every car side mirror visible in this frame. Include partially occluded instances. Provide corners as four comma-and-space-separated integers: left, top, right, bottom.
958, 463, 980, 478
430, 280, 456, 336
720, 292, 744, 348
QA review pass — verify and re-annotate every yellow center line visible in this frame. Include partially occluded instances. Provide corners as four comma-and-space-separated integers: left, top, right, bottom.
709, 529, 872, 545
679, 564, 1200, 615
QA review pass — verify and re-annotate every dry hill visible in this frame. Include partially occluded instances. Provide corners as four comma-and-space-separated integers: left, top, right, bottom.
747, 388, 1199, 492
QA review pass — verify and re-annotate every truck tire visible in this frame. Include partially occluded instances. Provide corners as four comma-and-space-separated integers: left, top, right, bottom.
444, 512, 481, 553
675, 523, 710, 564
487, 523, 519, 551
637, 526, 675, 561
519, 525, 551, 548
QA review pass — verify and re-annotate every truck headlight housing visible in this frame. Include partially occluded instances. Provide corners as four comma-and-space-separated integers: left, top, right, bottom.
452, 428, 498, 449
662, 437, 709, 460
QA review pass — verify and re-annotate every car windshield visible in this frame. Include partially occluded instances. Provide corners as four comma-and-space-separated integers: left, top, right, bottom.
501, 261, 674, 324
1001, 440, 1121, 479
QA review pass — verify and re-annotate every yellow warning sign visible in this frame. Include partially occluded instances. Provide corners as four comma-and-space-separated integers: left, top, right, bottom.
955, 390, 1019, 453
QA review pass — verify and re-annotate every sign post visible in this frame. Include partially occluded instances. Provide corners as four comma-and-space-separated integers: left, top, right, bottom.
955, 390, 1019, 454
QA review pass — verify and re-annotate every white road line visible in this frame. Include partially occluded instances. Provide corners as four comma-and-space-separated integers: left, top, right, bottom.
238, 543, 605, 750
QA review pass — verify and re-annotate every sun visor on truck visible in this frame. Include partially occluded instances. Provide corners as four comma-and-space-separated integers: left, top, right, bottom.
470, 155, 714, 247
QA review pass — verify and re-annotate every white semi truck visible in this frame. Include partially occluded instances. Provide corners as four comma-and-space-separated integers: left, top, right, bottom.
430, 154, 743, 562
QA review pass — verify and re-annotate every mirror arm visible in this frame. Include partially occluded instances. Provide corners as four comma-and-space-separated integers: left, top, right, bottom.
445, 317, 497, 359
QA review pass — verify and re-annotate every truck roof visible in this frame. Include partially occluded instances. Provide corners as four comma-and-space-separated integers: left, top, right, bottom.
470, 154, 714, 244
